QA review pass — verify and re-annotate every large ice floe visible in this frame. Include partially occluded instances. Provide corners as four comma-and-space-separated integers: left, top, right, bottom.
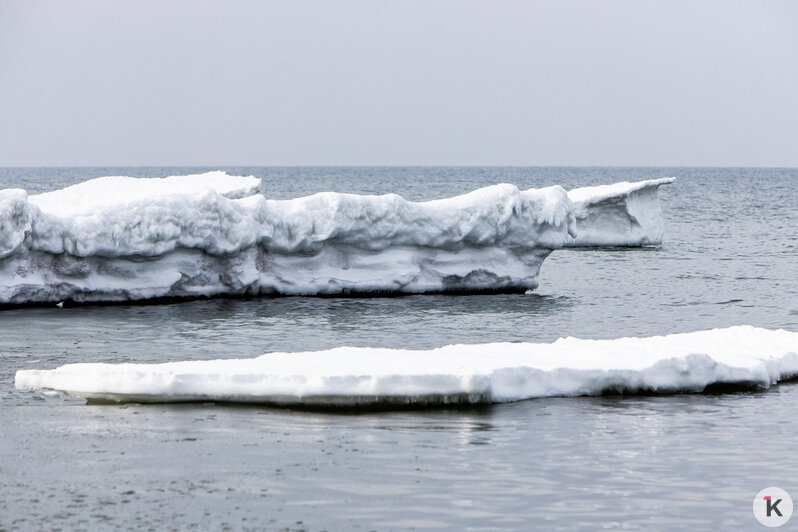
0, 171, 672, 304
15, 326, 798, 406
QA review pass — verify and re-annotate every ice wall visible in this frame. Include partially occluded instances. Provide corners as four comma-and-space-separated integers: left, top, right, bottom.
15, 326, 798, 406
0, 172, 673, 305
0, 173, 575, 303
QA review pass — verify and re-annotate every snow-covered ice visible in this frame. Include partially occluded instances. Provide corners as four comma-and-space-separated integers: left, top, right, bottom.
29, 171, 262, 217
566, 177, 674, 247
15, 326, 798, 406
0, 172, 672, 304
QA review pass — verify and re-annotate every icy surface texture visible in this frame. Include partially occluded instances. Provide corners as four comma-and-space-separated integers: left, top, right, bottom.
566, 177, 674, 247
15, 326, 798, 406
0, 172, 672, 304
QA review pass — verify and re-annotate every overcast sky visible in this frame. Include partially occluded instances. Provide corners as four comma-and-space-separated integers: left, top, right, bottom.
1, 0, 796, 167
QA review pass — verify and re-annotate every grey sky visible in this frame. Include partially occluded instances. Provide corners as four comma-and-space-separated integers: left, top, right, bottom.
1, 0, 796, 167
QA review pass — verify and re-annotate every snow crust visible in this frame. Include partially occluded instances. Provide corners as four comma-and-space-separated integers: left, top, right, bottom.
15, 326, 798, 406
29, 171, 262, 217
566, 177, 674, 247
0, 172, 672, 304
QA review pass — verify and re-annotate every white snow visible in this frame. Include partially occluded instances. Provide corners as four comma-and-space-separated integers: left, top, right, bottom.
566, 177, 674, 247
15, 326, 798, 406
0, 172, 673, 304
29, 171, 262, 217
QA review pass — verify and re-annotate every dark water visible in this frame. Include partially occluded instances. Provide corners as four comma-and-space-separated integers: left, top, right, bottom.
1, 167, 797, 530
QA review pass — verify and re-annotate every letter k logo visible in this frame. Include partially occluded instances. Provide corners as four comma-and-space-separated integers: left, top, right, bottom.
755, 487, 793, 527
765, 496, 783, 518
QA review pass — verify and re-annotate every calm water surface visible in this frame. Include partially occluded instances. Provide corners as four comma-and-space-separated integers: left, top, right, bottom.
1, 167, 797, 530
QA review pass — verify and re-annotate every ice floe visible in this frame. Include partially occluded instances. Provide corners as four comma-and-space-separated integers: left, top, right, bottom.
15, 326, 798, 406
0, 172, 672, 304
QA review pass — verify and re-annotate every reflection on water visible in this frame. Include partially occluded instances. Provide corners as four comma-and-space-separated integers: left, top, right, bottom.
4, 388, 798, 530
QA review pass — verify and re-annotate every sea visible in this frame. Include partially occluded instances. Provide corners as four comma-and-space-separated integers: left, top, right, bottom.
1, 167, 797, 531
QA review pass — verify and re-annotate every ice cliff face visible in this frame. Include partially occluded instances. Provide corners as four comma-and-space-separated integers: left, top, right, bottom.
0, 172, 671, 305
566, 178, 674, 247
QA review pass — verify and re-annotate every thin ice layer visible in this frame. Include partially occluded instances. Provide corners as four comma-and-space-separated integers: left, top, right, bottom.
15, 326, 798, 406
566, 177, 674, 247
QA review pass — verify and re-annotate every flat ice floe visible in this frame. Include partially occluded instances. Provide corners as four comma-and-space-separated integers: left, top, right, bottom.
15, 326, 798, 406
0, 172, 672, 304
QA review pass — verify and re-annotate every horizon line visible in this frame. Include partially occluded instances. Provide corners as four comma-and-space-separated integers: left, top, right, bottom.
2, 164, 798, 170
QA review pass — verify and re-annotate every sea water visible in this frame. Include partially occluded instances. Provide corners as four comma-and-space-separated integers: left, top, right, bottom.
1, 167, 796, 530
